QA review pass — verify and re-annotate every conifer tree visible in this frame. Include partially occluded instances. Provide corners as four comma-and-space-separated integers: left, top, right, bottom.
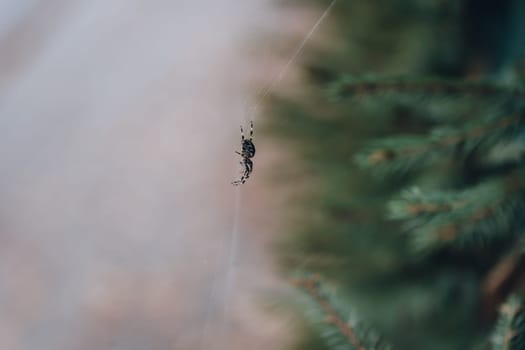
266, 1, 525, 349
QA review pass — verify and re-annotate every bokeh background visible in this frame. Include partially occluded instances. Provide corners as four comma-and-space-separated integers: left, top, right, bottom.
0, 1, 315, 349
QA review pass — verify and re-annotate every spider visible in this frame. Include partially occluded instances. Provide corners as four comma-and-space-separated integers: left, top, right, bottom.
232, 121, 255, 185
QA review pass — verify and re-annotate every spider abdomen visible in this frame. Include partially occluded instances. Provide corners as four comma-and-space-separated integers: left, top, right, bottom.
242, 140, 256, 158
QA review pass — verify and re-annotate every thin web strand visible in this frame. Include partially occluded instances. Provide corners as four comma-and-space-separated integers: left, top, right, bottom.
201, 1, 338, 348
247, 0, 338, 121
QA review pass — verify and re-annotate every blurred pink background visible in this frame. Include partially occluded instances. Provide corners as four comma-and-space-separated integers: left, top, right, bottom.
0, 0, 319, 348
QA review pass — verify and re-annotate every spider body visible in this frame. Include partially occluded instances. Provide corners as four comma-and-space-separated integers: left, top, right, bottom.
232, 121, 255, 186
242, 138, 256, 158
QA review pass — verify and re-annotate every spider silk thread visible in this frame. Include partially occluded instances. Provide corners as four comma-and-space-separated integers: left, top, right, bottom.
245, 0, 338, 123
200, 1, 338, 348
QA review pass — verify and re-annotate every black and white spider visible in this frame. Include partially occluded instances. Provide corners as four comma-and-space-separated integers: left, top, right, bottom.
232, 121, 255, 186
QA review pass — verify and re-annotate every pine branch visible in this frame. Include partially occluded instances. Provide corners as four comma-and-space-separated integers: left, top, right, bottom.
355, 112, 524, 176
388, 169, 525, 252
330, 76, 525, 101
294, 276, 390, 350
491, 296, 525, 350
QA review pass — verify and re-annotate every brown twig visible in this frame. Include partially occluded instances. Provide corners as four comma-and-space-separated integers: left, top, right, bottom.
480, 243, 525, 324
367, 113, 522, 165
338, 79, 525, 100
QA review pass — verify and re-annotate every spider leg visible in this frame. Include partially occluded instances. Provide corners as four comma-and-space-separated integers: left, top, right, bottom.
243, 169, 251, 182
240, 125, 245, 141
249, 121, 254, 138
231, 175, 246, 186
235, 151, 242, 156
242, 162, 251, 180
231, 163, 250, 185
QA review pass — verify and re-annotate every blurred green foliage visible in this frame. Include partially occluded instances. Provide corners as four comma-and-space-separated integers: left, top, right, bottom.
265, 1, 525, 349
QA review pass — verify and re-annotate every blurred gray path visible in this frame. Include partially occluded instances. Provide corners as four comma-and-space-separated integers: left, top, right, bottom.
0, 1, 294, 349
